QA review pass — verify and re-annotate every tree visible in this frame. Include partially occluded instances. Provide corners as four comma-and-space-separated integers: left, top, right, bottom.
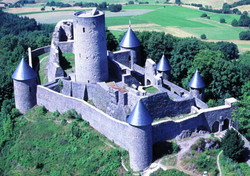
220, 18, 226, 23
200, 34, 206, 39
231, 19, 238, 26
175, 0, 181, 4
221, 129, 245, 161
238, 12, 250, 27
222, 3, 231, 14
169, 38, 213, 86
233, 81, 250, 141
184, 49, 243, 103
41, 7, 45, 11
106, 28, 118, 51
52, 7, 55, 11
128, 1, 134, 4
216, 41, 239, 60
239, 31, 250, 40
109, 4, 122, 12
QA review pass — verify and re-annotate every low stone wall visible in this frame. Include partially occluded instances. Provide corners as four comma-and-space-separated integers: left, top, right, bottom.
58, 41, 74, 53
32, 45, 51, 58
163, 79, 189, 96
111, 50, 131, 68
142, 92, 195, 118
152, 100, 236, 143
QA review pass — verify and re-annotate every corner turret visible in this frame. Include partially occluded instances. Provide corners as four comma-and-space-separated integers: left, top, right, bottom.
156, 54, 171, 80
127, 100, 153, 171
12, 57, 38, 113
189, 69, 205, 101
120, 22, 141, 65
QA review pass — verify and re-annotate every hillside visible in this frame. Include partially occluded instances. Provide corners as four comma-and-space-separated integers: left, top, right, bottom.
0, 107, 128, 175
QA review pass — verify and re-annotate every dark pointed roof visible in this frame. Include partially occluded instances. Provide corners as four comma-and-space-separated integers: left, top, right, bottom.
127, 100, 153, 126
156, 55, 171, 71
12, 57, 37, 81
119, 27, 140, 48
189, 69, 205, 89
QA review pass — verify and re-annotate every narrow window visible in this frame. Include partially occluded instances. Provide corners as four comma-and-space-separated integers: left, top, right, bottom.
83, 28, 85, 33
29, 87, 32, 92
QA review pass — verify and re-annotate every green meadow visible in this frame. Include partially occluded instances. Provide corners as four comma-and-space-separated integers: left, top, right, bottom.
106, 5, 248, 42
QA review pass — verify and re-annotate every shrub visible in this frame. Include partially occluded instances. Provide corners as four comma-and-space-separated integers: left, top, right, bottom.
41, 7, 45, 11
221, 129, 245, 161
207, 16, 210, 19
37, 106, 47, 115
172, 142, 180, 153
200, 13, 207, 17
239, 31, 250, 40
191, 144, 198, 151
53, 110, 60, 118
231, 19, 238, 26
128, 1, 134, 4
200, 34, 206, 39
63, 109, 82, 120
61, 118, 67, 126
220, 18, 226, 23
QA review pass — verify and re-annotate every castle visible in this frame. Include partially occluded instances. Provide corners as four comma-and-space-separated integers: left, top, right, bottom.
12, 9, 238, 171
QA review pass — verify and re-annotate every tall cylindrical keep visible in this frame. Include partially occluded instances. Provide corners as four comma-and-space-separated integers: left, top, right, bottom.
73, 10, 109, 83
13, 79, 37, 114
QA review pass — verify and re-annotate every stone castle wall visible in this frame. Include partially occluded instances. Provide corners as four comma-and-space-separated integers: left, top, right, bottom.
152, 100, 236, 143
37, 85, 153, 171
142, 92, 196, 118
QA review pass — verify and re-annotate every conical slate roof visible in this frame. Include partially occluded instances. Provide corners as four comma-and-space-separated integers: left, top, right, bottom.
189, 69, 205, 89
156, 55, 171, 72
12, 57, 37, 81
119, 27, 140, 48
127, 100, 153, 126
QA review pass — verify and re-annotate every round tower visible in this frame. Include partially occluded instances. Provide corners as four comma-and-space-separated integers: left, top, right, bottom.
73, 9, 109, 83
12, 58, 37, 114
189, 69, 205, 101
156, 54, 171, 80
120, 24, 141, 65
127, 100, 153, 171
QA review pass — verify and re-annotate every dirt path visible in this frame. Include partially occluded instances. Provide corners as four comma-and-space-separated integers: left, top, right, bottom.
141, 133, 211, 176
217, 150, 223, 176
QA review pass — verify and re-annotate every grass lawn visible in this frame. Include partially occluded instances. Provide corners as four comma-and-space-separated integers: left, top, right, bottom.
105, 16, 149, 27
123, 4, 165, 10
145, 86, 159, 93
38, 53, 49, 85
60, 53, 75, 74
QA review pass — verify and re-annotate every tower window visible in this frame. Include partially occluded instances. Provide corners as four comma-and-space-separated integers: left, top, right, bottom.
83, 28, 85, 33
29, 87, 32, 92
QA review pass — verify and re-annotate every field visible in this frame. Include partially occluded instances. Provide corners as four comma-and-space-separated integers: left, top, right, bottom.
5, 3, 250, 50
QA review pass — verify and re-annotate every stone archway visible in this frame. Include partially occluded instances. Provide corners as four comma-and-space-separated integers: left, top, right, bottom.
222, 119, 230, 131
212, 121, 219, 132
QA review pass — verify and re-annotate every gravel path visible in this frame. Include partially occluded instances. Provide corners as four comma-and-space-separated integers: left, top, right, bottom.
217, 150, 223, 176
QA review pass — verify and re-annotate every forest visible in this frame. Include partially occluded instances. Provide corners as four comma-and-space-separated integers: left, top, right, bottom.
0, 9, 249, 175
